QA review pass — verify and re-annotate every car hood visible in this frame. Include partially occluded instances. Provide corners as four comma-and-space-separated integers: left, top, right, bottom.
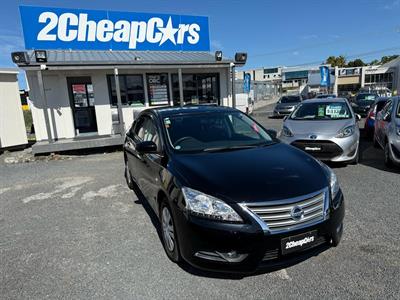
285, 119, 354, 135
169, 143, 328, 203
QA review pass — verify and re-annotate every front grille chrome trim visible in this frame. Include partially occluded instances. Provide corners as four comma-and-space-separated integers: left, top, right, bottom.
239, 187, 329, 235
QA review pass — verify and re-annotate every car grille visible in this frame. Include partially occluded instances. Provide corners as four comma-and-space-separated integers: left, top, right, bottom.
291, 140, 343, 159
243, 190, 327, 234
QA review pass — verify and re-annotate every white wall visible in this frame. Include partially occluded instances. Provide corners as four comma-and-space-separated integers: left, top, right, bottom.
0, 72, 27, 148
26, 66, 230, 141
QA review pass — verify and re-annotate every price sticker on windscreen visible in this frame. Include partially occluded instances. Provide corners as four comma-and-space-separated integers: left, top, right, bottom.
326, 105, 343, 118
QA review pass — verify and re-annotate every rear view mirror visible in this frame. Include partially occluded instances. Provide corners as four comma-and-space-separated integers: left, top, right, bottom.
355, 114, 361, 121
383, 113, 391, 122
136, 141, 158, 153
266, 129, 277, 138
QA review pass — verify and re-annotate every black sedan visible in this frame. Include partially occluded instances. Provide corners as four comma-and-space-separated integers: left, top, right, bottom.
123, 105, 344, 273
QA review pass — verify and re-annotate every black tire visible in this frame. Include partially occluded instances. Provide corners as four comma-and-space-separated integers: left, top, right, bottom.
124, 163, 135, 190
160, 201, 181, 262
331, 223, 343, 247
384, 142, 394, 168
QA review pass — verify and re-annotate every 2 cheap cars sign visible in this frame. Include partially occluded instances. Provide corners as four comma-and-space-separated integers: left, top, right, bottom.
19, 6, 210, 51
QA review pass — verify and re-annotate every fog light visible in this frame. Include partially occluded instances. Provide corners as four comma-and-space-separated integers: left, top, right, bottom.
194, 250, 248, 263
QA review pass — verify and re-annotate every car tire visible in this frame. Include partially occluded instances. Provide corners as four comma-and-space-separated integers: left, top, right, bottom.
384, 142, 394, 168
124, 162, 136, 190
160, 201, 181, 263
331, 222, 343, 247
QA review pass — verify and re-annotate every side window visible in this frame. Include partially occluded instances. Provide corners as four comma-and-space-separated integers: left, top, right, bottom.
229, 114, 260, 139
132, 117, 146, 140
142, 118, 161, 150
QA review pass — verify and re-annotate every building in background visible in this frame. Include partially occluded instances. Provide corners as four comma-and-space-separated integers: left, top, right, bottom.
0, 68, 28, 150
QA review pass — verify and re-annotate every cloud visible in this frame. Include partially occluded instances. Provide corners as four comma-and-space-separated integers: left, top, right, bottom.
384, 0, 400, 9
292, 51, 300, 56
210, 39, 224, 50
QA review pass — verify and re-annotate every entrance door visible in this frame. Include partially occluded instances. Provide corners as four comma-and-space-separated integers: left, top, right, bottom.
67, 77, 98, 134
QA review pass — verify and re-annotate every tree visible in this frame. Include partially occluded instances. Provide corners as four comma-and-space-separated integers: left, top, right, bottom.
380, 55, 399, 64
369, 59, 379, 66
325, 55, 346, 67
347, 59, 365, 67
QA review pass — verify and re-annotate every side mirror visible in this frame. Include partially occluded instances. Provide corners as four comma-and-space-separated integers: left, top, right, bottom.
283, 115, 288, 121
136, 141, 158, 153
355, 114, 361, 121
266, 129, 277, 138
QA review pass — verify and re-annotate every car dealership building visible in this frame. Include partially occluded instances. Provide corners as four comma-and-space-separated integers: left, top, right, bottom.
12, 6, 244, 154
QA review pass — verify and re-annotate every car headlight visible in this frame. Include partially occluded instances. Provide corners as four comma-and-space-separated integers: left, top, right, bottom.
182, 187, 243, 222
336, 125, 355, 138
321, 164, 340, 199
281, 126, 293, 137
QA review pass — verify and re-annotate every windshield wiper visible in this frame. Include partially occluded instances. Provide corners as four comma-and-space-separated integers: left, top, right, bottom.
203, 145, 258, 153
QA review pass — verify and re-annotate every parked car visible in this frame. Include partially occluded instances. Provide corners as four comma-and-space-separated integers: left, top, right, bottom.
351, 92, 378, 117
374, 96, 400, 167
123, 105, 344, 273
272, 95, 301, 117
279, 98, 360, 165
364, 97, 389, 138
316, 94, 337, 99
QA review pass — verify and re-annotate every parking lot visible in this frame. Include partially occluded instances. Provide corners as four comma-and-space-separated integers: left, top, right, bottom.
1, 104, 400, 299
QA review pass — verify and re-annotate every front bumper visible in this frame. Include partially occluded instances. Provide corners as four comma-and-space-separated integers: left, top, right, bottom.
173, 191, 344, 273
280, 132, 359, 162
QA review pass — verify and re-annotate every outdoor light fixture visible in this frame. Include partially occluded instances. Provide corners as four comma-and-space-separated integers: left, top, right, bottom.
34, 50, 47, 63
11, 51, 30, 65
235, 52, 247, 64
215, 51, 223, 61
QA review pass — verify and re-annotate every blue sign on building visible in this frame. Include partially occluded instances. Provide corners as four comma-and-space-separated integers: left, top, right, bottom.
19, 6, 210, 51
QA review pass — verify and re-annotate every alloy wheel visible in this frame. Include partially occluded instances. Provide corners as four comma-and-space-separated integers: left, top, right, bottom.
162, 207, 175, 252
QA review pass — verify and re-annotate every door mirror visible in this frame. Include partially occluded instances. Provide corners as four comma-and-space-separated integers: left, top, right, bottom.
136, 141, 158, 153
283, 115, 288, 121
266, 129, 278, 138
355, 114, 361, 121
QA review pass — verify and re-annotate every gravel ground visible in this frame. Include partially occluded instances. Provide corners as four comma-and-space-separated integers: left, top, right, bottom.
1, 105, 399, 299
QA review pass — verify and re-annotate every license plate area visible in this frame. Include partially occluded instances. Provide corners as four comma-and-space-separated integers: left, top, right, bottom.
281, 230, 318, 255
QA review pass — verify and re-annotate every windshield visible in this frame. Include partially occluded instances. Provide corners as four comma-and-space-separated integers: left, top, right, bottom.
280, 96, 301, 103
291, 102, 352, 120
356, 93, 377, 102
316, 94, 335, 98
163, 111, 274, 152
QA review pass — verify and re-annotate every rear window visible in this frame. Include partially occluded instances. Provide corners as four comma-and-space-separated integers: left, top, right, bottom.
280, 96, 301, 103
356, 94, 377, 102
376, 101, 388, 112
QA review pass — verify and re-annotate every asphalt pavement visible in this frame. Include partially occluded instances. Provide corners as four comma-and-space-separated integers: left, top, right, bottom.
1, 105, 400, 299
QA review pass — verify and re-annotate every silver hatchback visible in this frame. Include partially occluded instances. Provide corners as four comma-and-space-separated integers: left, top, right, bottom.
374, 96, 400, 167
279, 98, 361, 164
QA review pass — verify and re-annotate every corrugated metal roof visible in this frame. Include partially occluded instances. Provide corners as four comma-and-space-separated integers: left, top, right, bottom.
24, 50, 232, 66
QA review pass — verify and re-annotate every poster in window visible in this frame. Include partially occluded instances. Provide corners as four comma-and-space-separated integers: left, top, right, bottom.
147, 74, 169, 105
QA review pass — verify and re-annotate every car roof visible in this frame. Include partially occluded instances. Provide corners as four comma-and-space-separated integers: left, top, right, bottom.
142, 105, 237, 118
303, 97, 348, 103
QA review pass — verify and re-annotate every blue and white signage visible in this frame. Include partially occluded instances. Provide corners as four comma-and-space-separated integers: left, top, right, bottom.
243, 73, 251, 93
319, 66, 331, 87
19, 6, 210, 51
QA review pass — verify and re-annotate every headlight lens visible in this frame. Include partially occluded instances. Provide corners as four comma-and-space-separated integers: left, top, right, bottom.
281, 126, 293, 137
182, 187, 243, 222
322, 164, 340, 199
336, 125, 355, 138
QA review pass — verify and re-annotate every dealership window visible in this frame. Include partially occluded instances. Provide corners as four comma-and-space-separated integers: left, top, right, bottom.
146, 73, 170, 106
107, 74, 145, 107
171, 73, 220, 106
